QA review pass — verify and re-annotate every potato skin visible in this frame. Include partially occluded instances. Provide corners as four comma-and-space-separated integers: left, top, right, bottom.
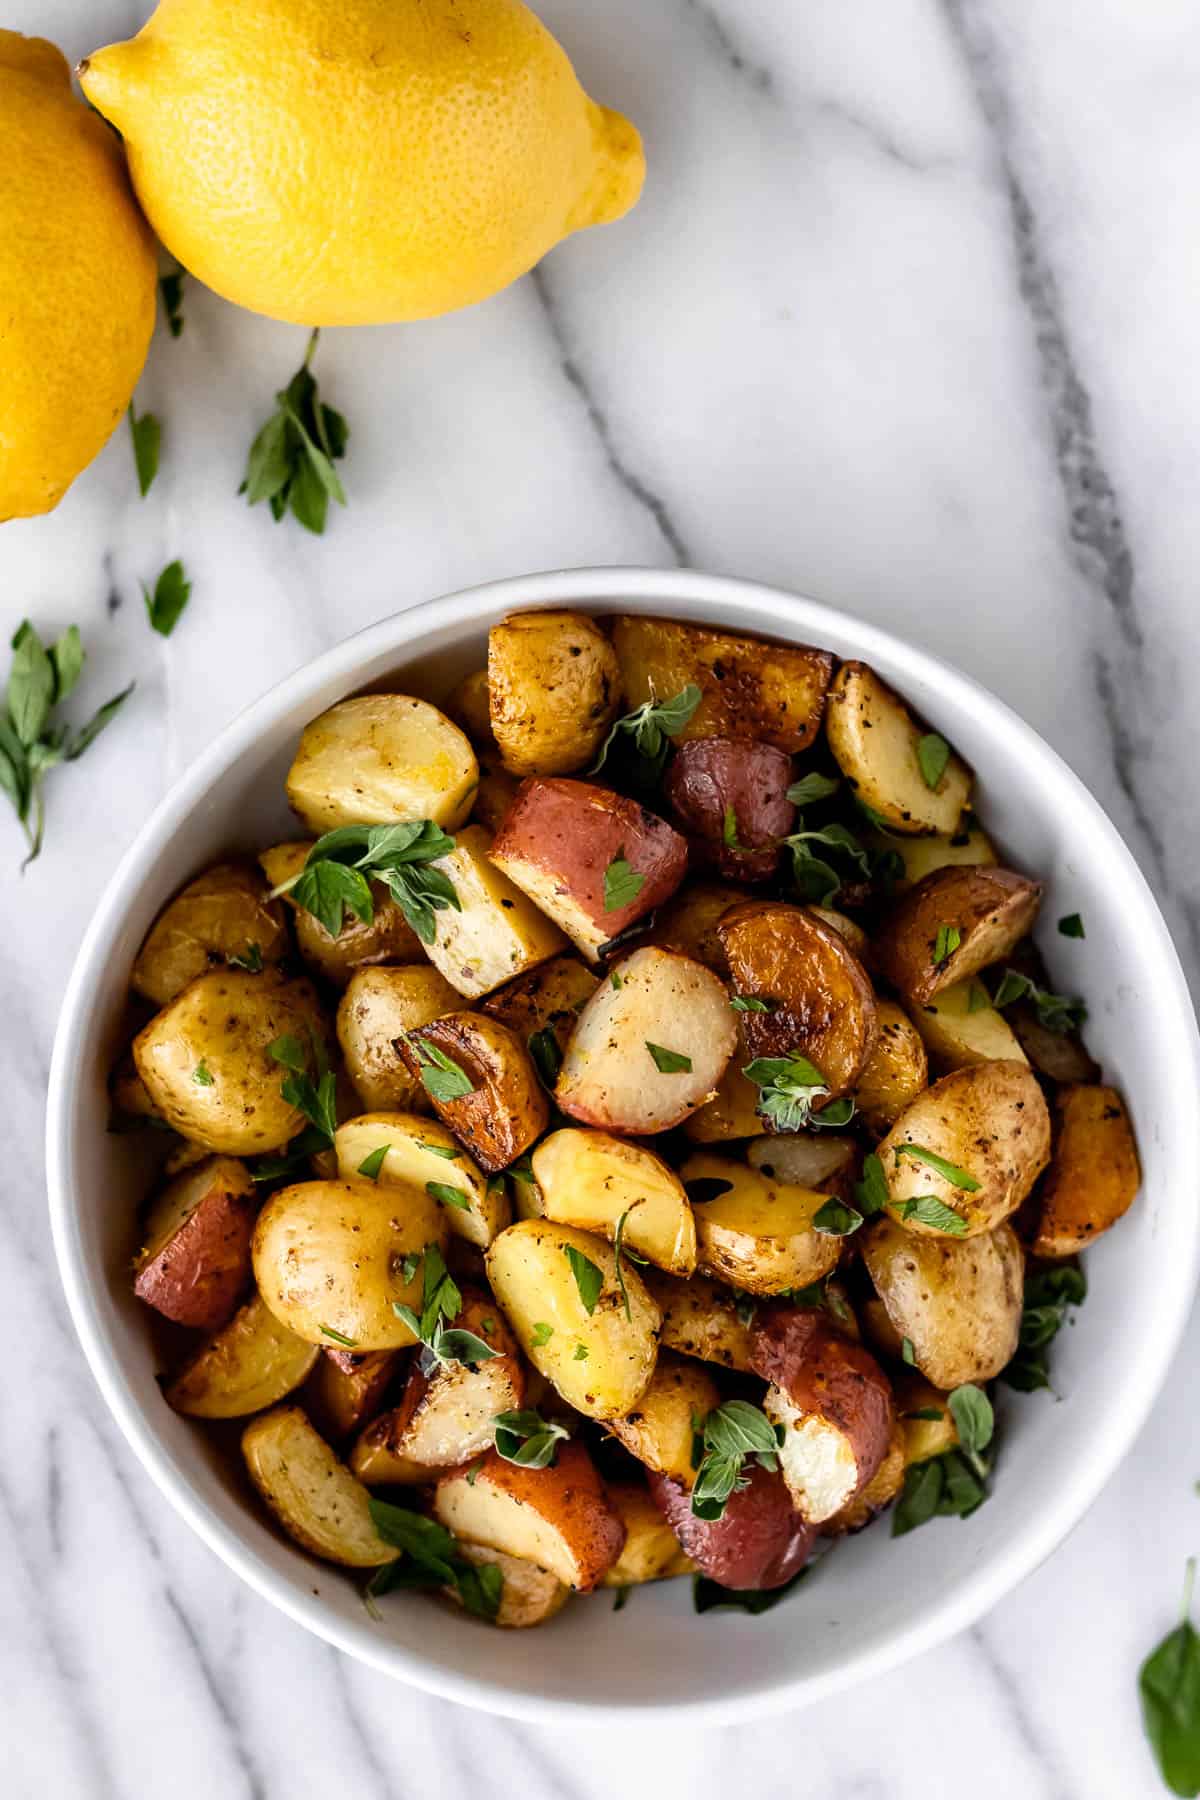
488, 611, 620, 775
854, 1000, 929, 1135
533, 1129, 697, 1275
607, 1353, 721, 1485
444, 668, 495, 746
165, 1293, 320, 1418
242, 1405, 398, 1568
1029, 1084, 1140, 1258
260, 842, 424, 986
909, 978, 1027, 1072
664, 737, 795, 879
481, 953, 599, 1055
641, 1269, 756, 1372
304, 1348, 400, 1442
825, 661, 971, 834
133, 1156, 257, 1330
133, 969, 326, 1155
334, 1111, 510, 1249
285, 694, 478, 833
450, 1542, 570, 1628
823, 1424, 906, 1535
875, 866, 1043, 1007
423, 824, 568, 1000
131, 861, 289, 1005
610, 615, 834, 754
401, 1012, 549, 1173
435, 1442, 625, 1592
647, 1464, 815, 1591
682, 1151, 841, 1297
603, 1483, 692, 1585
337, 965, 461, 1112
645, 879, 752, 975
369, 1289, 523, 1470
861, 1215, 1024, 1389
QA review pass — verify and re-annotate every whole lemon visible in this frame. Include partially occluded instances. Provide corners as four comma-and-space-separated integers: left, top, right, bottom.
0, 33, 157, 522
79, 0, 645, 328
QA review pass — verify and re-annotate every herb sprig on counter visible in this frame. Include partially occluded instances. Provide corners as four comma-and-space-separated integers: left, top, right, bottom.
270, 819, 458, 942
241, 328, 349, 534
1140, 1559, 1200, 1798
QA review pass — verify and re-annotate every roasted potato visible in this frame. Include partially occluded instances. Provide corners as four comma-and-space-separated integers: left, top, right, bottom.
334, 1112, 511, 1248
1008, 1005, 1099, 1085
875, 866, 1043, 1008
532, 1129, 697, 1275
909, 978, 1027, 1071
488, 610, 620, 775
1029, 1085, 1140, 1258
336, 965, 462, 1112
133, 969, 325, 1155
894, 1372, 959, 1465
165, 1294, 318, 1417
401, 1012, 549, 1173
807, 906, 873, 967
825, 662, 971, 834
682, 1151, 842, 1296
485, 1220, 660, 1420
664, 737, 795, 879
471, 755, 521, 833
607, 1353, 721, 1485
681, 1037, 768, 1144
644, 878, 751, 974
423, 824, 567, 1000
602, 1483, 692, 1585
823, 1424, 906, 1535
746, 1133, 858, 1198
242, 1405, 398, 1567
131, 861, 289, 1005
853, 999, 929, 1135
133, 1156, 256, 1329
861, 1215, 1024, 1389
718, 900, 879, 1101
862, 819, 997, 892
641, 1269, 755, 1372
449, 1542, 570, 1628
304, 1347, 400, 1442
490, 778, 687, 962
752, 1310, 894, 1524
110, 1052, 162, 1122
260, 841, 425, 986
610, 615, 833, 754
252, 1177, 448, 1349
435, 1441, 625, 1591
880, 1060, 1051, 1237
444, 668, 495, 746
481, 953, 600, 1058
556, 946, 737, 1135
647, 1464, 815, 1591
285, 694, 478, 833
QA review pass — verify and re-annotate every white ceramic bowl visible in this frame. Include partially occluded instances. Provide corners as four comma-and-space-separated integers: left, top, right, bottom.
47, 567, 1200, 1725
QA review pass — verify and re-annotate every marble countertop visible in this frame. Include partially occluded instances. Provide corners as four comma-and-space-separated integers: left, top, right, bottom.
4, 0, 1199, 1794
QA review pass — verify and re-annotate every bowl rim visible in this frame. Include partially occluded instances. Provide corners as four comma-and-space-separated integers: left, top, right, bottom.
46, 564, 1200, 1725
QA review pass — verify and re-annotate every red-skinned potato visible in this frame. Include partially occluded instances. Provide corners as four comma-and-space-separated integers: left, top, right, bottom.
133, 1156, 256, 1330
875, 866, 1043, 1007
489, 778, 687, 962
400, 1012, 549, 1172
664, 738, 795, 879
1029, 1084, 1140, 1258
434, 1441, 625, 1591
751, 1308, 894, 1524
647, 1463, 815, 1590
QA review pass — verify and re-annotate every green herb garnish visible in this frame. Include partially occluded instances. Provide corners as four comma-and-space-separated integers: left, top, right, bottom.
894, 1143, 981, 1192
603, 851, 646, 913
1000, 1263, 1086, 1391
897, 1195, 969, 1235
692, 1567, 809, 1615
916, 733, 951, 790
531, 1321, 554, 1347
241, 328, 348, 534
730, 995, 775, 1014
411, 1038, 475, 1104
853, 1153, 889, 1217
128, 400, 160, 497
271, 819, 458, 944
590, 683, 702, 776
742, 1052, 834, 1132
563, 1244, 604, 1315
159, 267, 186, 338
992, 968, 1087, 1035
646, 1041, 692, 1073
141, 559, 192, 638
269, 1030, 338, 1144
1058, 913, 1086, 939
811, 1197, 863, 1237
528, 1027, 562, 1088
691, 1400, 781, 1521
492, 1408, 570, 1470
365, 1498, 502, 1621
932, 924, 961, 966
357, 1145, 389, 1180
1140, 1559, 1200, 1798
785, 772, 840, 808
426, 1180, 471, 1211
192, 1061, 214, 1088
229, 943, 264, 973
319, 1324, 358, 1347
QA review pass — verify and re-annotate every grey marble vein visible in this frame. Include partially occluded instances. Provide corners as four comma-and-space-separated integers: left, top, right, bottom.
682, 0, 773, 94
968, 1627, 1075, 1800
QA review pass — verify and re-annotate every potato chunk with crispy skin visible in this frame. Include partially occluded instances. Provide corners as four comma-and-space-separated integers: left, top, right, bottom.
285, 694, 478, 833
532, 1129, 697, 1275
664, 737, 795, 879
336, 965, 461, 1112
875, 866, 1043, 1008
607, 1353, 721, 1485
1029, 1085, 1140, 1258
134, 1155, 257, 1330
682, 1151, 841, 1296
166, 1294, 320, 1417
825, 662, 971, 834
401, 1012, 549, 1173
647, 1463, 815, 1590
641, 1269, 755, 1372
435, 1442, 625, 1592
488, 610, 620, 775
132, 861, 289, 1005
242, 1405, 398, 1567
861, 1215, 1024, 1390
424, 824, 567, 1000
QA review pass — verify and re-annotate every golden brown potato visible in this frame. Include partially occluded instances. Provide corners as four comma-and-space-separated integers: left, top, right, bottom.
880, 1060, 1051, 1237
532, 1129, 697, 1275
423, 824, 568, 1000
681, 1041, 768, 1144
718, 900, 878, 1102
110, 1052, 162, 1121
285, 694, 478, 833
401, 1012, 549, 1173
488, 610, 620, 775
875, 866, 1043, 1008
444, 668, 495, 746
242, 1405, 398, 1568
336, 965, 462, 1112
435, 1442, 625, 1591
133, 969, 326, 1155
610, 615, 833, 753
260, 841, 425, 986
894, 1372, 959, 1466
471, 756, 521, 833
490, 778, 688, 962
607, 1353, 720, 1485
481, 953, 599, 1056
448, 1542, 570, 1628
485, 1219, 660, 1420
1029, 1085, 1140, 1258
862, 820, 997, 892
556, 946, 737, 1134
861, 1215, 1024, 1389
131, 861, 289, 1005
252, 1177, 448, 1350
602, 1483, 690, 1586
909, 978, 1027, 1071
746, 1133, 858, 1198
807, 906, 873, 967
825, 662, 971, 835
664, 737, 795, 880
681, 1151, 842, 1296
165, 1294, 320, 1418
335, 1111, 511, 1248
854, 1000, 929, 1135
133, 1156, 256, 1329
1008, 1005, 1099, 1085
644, 879, 752, 975
641, 1269, 755, 1372
823, 1425, 906, 1534
304, 1348, 400, 1442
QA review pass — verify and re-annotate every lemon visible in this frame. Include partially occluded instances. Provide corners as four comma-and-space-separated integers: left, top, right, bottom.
79, 0, 645, 328
0, 33, 157, 522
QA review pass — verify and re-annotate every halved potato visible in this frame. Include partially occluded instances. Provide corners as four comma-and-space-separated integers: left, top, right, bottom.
647, 1463, 815, 1591
401, 1012, 549, 1173
718, 901, 878, 1101
285, 694, 478, 833
910, 978, 1027, 1071
423, 824, 567, 1000
609, 615, 833, 753
448, 1542, 570, 1628
485, 1220, 660, 1420
481, 954, 600, 1057
681, 1043, 768, 1144
853, 1000, 929, 1135
807, 906, 872, 966
110, 1052, 162, 1121
131, 861, 289, 1005
133, 1156, 256, 1330
347, 1419, 431, 1487
823, 1424, 906, 1535
861, 1215, 1024, 1389
641, 1269, 755, 1372
825, 662, 971, 834
304, 1348, 400, 1442
644, 878, 752, 975
747, 1133, 858, 1197
165, 1293, 320, 1417
488, 611, 620, 775
602, 1483, 691, 1586
1029, 1085, 1140, 1258
260, 841, 425, 986
435, 1442, 625, 1591
880, 1060, 1051, 1237
894, 1372, 959, 1466
242, 1405, 398, 1567
556, 946, 737, 1134
444, 668, 495, 746
664, 737, 795, 880
334, 1112, 510, 1248
681, 1152, 842, 1296
336, 965, 462, 1112
1008, 1004, 1099, 1085
862, 820, 996, 891
607, 1353, 720, 1485
532, 1129, 697, 1275
875, 866, 1043, 1007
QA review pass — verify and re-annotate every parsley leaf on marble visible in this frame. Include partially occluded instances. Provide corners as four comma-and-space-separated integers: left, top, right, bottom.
1140, 1559, 1200, 1798
240, 328, 348, 534
142, 559, 192, 637
128, 400, 160, 497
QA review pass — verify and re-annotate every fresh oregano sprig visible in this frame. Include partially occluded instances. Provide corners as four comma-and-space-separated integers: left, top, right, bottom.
691, 1400, 781, 1521
742, 1052, 855, 1133
270, 820, 459, 943
240, 328, 348, 534
589, 682, 702, 778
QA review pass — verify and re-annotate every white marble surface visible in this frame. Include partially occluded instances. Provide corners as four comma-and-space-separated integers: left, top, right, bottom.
4, 0, 1200, 1793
